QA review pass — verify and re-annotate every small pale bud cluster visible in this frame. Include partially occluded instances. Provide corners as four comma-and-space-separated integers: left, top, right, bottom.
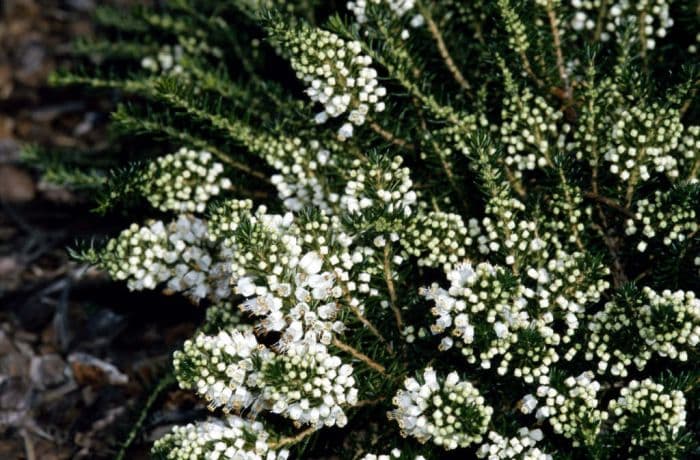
626, 190, 697, 253
476, 428, 551, 459
388, 367, 492, 450
360, 450, 426, 460
174, 330, 358, 428
341, 156, 417, 219
501, 89, 566, 175
269, 139, 335, 213
569, 0, 674, 49
347, 0, 424, 36
522, 371, 607, 447
677, 126, 699, 178
608, 379, 686, 449
141, 148, 231, 213
152, 415, 289, 460
403, 212, 478, 271
584, 287, 699, 376
348, 0, 415, 23
100, 215, 231, 302
272, 23, 386, 139
141, 44, 184, 74
261, 341, 358, 427
604, 104, 683, 182
637, 287, 700, 361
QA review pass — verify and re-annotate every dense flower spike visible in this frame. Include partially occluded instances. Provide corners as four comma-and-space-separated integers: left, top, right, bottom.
476, 429, 551, 460
140, 148, 232, 213
389, 368, 493, 450
175, 331, 358, 427
100, 215, 231, 302
608, 379, 687, 453
582, 287, 699, 376
152, 415, 290, 460
269, 22, 386, 140
521, 371, 607, 447
62, 0, 700, 458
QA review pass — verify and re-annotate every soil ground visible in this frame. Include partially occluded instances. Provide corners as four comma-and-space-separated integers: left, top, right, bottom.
0, 2, 205, 458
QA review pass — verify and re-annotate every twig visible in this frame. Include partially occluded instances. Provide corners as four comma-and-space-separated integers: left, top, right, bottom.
591, 221, 628, 288
383, 246, 403, 331
369, 121, 415, 151
593, 0, 609, 42
20, 430, 36, 460
353, 397, 386, 408
115, 372, 177, 460
332, 338, 387, 375
422, 5, 472, 94
583, 191, 634, 218
269, 426, 317, 449
546, 0, 571, 101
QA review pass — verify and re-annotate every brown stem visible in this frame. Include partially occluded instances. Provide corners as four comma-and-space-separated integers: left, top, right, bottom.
332, 338, 387, 375
591, 222, 628, 288
593, 0, 609, 42
269, 426, 317, 450
383, 245, 403, 331
422, 5, 472, 94
583, 191, 635, 218
546, 1, 571, 101
369, 121, 415, 151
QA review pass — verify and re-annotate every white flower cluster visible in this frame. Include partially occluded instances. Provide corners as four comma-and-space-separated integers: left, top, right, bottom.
341, 156, 417, 218
141, 44, 184, 74
476, 428, 551, 460
604, 104, 683, 182
269, 140, 334, 213
569, 0, 674, 49
360, 450, 426, 460
501, 89, 566, 175
388, 367, 492, 450
243, 131, 338, 214
274, 24, 386, 140
584, 287, 699, 376
174, 329, 264, 413
424, 215, 609, 381
422, 262, 528, 365
348, 0, 415, 23
102, 215, 231, 302
347, 0, 424, 34
236, 250, 346, 348
141, 148, 231, 213
174, 330, 358, 428
207, 200, 375, 349
521, 371, 607, 447
152, 415, 289, 460
626, 190, 698, 253
609, 379, 687, 448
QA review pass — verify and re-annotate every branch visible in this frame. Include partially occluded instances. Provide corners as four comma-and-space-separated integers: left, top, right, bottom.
546, 0, 571, 101
369, 121, 415, 151
383, 245, 403, 331
332, 338, 387, 375
583, 191, 634, 218
421, 4, 472, 94
269, 426, 317, 450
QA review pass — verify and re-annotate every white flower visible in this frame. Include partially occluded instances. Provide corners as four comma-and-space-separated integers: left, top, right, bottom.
300, 251, 324, 274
